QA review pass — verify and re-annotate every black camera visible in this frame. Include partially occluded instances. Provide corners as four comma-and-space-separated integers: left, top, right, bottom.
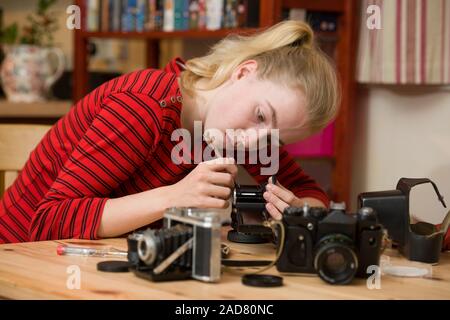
358, 178, 449, 264
276, 202, 384, 284
227, 180, 274, 244
127, 207, 222, 282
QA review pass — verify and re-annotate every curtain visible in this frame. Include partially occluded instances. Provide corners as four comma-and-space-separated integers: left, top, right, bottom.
357, 0, 450, 84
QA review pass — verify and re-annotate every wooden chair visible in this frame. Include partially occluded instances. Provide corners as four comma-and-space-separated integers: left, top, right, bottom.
0, 124, 52, 197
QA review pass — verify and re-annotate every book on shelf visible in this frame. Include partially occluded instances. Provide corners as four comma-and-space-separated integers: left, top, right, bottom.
136, 0, 146, 31
84, 0, 259, 32
206, 0, 223, 30
173, 0, 189, 31
109, 0, 122, 31
100, 0, 109, 31
146, 0, 164, 30
223, 0, 238, 28
162, 0, 174, 31
121, 0, 135, 32
197, 0, 207, 29
86, 0, 100, 31
288, 8, 306, 22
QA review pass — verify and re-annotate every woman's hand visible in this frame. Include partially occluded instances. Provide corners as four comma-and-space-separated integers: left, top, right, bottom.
263, 178, 326, 220
167, 157, 238, 209
99, 158, 236, 238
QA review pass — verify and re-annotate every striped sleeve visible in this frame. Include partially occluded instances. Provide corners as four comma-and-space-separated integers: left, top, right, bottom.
243, 148, 330, 207
29, 92, 163, 241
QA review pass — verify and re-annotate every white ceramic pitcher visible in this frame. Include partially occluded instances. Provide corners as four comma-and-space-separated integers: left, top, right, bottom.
0, 44, 65, 102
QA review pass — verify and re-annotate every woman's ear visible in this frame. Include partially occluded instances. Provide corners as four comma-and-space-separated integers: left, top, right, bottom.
231, 60, 258, 81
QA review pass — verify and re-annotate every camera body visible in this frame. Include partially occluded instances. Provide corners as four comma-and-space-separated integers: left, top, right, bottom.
127, 207, 222, 282
227, 182, 274, 244
276, 203, 384, 284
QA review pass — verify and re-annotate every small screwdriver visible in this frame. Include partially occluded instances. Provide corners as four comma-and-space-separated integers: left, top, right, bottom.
56, 244, 127, 258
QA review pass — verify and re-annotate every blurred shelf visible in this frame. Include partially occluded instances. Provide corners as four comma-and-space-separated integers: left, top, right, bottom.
80, 28, 259, 39
0, 99, 71, 119
283, 0, 345, 12
315, 31, 339, 40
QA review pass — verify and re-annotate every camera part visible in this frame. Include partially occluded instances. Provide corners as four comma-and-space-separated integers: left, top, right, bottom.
127, 207, 222, 282
228, 176, 277, 244
97, 260, 134, 273
241, 274, 283, 288
358, 177, 449, 264
276, 203, 384, 285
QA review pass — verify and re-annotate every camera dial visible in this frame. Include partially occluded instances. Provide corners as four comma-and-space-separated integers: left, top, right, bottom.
330, 201, 346, 211
307, 207, 328, 220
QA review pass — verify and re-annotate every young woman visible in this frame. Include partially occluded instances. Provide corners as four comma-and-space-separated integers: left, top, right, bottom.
0, 21, 339, 243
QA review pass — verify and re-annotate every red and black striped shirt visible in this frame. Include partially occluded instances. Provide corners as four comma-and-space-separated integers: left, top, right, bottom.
0, 57, 329, 244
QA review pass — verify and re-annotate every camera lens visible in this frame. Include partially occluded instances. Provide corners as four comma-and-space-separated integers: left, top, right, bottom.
325, 252, 346, 274
137, 230, 158, 265
314, 234, 358, 285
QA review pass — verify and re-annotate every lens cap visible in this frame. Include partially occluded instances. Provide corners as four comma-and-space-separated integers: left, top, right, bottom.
97, 260, 133, 273
242, 274, 283, 288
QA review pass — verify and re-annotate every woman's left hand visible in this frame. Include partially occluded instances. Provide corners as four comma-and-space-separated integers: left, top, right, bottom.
263, 178, 326, 220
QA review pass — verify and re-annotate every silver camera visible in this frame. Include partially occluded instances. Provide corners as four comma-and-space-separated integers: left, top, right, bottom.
127, 207, 222, 282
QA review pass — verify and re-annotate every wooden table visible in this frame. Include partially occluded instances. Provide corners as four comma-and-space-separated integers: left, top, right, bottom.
0, 232, 449, 300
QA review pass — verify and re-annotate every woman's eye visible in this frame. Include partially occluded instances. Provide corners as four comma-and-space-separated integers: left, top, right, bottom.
257, 109, 266, 123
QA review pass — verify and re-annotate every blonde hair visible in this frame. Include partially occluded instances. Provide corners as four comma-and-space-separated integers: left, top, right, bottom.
180, 20, 340, 135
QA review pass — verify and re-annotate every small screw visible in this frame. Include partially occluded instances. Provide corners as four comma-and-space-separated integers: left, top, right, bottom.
298, 235, 304, 241
307, 223, 314, 230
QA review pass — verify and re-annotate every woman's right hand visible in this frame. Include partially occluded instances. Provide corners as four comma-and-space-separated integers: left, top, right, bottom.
167, 158, 238, 209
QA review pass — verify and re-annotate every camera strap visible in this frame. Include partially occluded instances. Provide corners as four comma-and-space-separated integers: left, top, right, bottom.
396, 178, 447, 208
221, 220, 286, 287
222, 220, 286, 274
396, 177, 449, 237
395, 178, 449, 263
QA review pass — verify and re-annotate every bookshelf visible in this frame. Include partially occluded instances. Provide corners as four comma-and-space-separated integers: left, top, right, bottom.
73, 0, 276, 100
72, 0, 358, 205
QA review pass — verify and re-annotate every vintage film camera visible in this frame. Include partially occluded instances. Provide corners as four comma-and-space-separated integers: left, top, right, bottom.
127, 207, 222, 282
276, 202, 384, 285
358, 178, 449, 264
227, 178, 276, 244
